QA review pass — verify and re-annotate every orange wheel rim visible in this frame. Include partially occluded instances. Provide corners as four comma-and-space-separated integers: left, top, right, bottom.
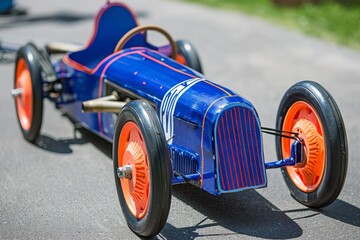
281, 101, 326, 192
118, 121, 150, 219
15, 58, 33, 131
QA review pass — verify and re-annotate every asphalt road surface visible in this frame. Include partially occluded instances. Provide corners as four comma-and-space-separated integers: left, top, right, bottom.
1, 0, 359, 239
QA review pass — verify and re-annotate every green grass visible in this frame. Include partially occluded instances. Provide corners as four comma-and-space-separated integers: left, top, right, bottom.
180, 0, 360, 50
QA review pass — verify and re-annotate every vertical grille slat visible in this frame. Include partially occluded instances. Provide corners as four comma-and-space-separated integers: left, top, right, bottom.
215, 106, 266, 192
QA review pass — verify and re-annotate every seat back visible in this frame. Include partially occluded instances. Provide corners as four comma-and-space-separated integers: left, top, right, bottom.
67, 2, 145, 71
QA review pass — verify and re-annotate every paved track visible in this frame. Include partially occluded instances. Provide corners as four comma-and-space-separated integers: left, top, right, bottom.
1, 0, 359, 239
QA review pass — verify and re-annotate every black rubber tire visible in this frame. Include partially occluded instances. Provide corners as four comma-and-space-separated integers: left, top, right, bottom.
276, 81, 348, 208
113, 100, 172, 238
176, 39, 203, 74
14, 44, 43, 143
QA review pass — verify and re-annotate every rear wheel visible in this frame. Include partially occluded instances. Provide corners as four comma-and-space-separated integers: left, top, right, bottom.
276, 81, 347, 208
13, 44, 43, 143
176, 40, 203, 74
113, 100, 171, 237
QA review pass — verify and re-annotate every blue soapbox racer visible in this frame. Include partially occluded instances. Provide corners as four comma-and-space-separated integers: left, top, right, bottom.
12, 1, 348, 237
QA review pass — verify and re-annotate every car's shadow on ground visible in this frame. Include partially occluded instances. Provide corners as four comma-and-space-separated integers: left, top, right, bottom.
160, 184, 302, 239
157, 185, 360, 239
35, 123, 112, 158
317, 199, 360, 228
36, 133, 87, 154
34, 121, 360, 239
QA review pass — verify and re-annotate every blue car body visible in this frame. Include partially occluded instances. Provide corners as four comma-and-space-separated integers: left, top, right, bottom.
51, 2, 267, 196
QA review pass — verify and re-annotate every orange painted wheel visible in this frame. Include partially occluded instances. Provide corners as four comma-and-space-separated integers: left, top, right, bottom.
276, 81, 347, 208
118, 121, 150, 219
113, 100, 171, 238
14, 44, 43, 143
282, 101, 325, 192
15, 58, 33, 131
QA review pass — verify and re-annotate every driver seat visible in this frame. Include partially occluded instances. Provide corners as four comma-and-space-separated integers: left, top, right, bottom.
66, 2, 146, 73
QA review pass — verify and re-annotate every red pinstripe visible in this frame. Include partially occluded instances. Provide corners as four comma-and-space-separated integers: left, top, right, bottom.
224, 111, 237, 190
97, 50, 143, 132
250, 111, 260, 184
216, 106, 265, 191
231, 108, 244, 187
86, 2, 140, 48
244, 108, 256, 186
252, 113, 264, 184
221, 117, 233, 190
63, 2, 140, 74
97, 51, 142, 97
217, 124, 227, 190
204, 80, 232, 96
238, 108, 251, 186
138, 52, 196, 78
201, 96, 236, 188
245, 109, 256, 186
63, 49, 141, 75
235, 108, 247, 187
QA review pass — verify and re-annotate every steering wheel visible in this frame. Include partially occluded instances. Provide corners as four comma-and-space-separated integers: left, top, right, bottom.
114, 25, 178, 59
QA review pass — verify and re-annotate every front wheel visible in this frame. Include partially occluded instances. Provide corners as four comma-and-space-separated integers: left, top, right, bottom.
113, 100, 172, 238
276, 81, 348, 208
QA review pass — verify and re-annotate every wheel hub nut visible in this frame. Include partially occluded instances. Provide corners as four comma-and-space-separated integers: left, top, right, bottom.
117, 165, 132, 180
11, 88, 23, 97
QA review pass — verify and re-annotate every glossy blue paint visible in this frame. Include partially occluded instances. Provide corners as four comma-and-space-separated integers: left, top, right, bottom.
57, 64, 102, 136
56, 45, 268, 195
50, 2, 274, 196
215, 104, 267, 193
68, 2, 144, 70
265, 140, 303, 169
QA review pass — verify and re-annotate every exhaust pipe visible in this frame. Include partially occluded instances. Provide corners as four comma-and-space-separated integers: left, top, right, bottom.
82, 92, 127, 113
